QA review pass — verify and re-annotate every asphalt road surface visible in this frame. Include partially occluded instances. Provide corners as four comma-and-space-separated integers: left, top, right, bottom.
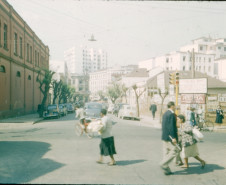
0, 113, 226, 184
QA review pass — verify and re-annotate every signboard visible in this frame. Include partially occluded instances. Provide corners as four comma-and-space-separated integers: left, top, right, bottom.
179, 78, 207, 94
208, 96, 217, 101
219, 96, 226, 102
181, 94, 206, 104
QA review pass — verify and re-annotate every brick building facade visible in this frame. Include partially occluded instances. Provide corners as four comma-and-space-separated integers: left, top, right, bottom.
0, 0, 49, 118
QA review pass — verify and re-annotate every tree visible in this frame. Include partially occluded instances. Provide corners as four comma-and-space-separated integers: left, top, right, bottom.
131, 84, 146, 117
158, 88, 169, 123
120, 84, 128, 103
58, 83, 75, 104
97, 90, 106, 101
36, 69, 55, 117
106, 83, 121, 104
52, 80, 63, 104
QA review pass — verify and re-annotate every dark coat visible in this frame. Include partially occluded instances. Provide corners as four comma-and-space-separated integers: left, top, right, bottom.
150, 104, 157, 112
161, 110, 178, 142
215, 109, 224, 124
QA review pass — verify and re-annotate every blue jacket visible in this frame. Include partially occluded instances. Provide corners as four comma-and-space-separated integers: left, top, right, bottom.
161, 110, 178, 142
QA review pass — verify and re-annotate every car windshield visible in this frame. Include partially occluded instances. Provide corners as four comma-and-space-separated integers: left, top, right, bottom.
86, 104, 102, 109
59, 105, 63, 108
48, 105, 57, 110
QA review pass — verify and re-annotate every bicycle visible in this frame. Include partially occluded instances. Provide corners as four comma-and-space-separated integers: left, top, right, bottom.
196, 116, 214, 132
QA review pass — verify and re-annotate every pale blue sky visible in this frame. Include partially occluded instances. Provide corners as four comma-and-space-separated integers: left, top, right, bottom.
7, 0, 226, 66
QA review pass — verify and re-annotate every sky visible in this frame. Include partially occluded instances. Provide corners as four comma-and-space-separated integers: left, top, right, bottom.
7, 0, 226, 67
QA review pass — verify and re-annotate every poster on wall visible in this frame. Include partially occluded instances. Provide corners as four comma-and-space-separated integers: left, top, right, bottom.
181, 94, 206, 104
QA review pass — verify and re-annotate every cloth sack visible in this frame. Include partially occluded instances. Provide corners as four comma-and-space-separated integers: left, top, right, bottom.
87, 120, 103, 133
192, 127, 204, 142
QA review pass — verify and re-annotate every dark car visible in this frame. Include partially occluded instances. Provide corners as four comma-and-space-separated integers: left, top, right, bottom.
65, 103, 75, 113
43, 104, 60, 119
84, 102, 102, 118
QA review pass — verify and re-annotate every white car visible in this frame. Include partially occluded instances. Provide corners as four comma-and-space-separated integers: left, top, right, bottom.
118, 104, 139, 120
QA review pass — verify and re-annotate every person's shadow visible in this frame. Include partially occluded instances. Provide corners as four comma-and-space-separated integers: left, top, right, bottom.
0, 141, 65, 184
116, 159, 147, 166
174, 162, 225, 175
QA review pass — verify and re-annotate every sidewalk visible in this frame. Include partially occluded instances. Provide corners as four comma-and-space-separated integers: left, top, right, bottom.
139, 114, 226, 132
0, 113, 43, 129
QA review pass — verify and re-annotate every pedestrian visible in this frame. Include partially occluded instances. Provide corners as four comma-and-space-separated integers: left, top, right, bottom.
215, 105, 224, 126
160, 101, 179, 175
96, 109, 117, 166
75, 105, 88, 135
189, 107, 196, 127
175, 116, 184, 166
177, 114, 206, 169
150, 102, 157, 120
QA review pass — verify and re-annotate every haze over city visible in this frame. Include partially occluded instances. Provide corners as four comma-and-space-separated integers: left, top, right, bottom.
7, 0, 226, 66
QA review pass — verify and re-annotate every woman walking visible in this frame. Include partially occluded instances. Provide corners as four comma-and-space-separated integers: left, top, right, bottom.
96, 109, 117, 166
177, 114, 206, 169
215, 105, 224, 126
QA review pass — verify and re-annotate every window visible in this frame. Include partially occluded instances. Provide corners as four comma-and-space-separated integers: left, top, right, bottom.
208, 66, 211, 72
0, 65, 6, 73
209, 58, 211, 62
19, 37, 23, 57
28, 75, 31, 80
200, 46, 203, 51
224, 39, 226, 42
26, 43, 29, 62
30, 46, 32, 63
14, 32, 18, 55
0, 21, 1, 47
224, 47, 226, 51
16, 71, 21, 77
183, 56, 186, 61
218, 46, 221, 50
166, 58, 169, 63
183, 66, 185, 71
3, 24, 8, 49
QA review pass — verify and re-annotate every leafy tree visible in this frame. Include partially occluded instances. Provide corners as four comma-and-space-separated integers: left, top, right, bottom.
132, 84, 146, 117
52, 80, 63, 104
36, 69, 55, 117
120, 84, 128, 103
58, 83, 75, 104
97, 90, 106, 101
106, 83, 121, 104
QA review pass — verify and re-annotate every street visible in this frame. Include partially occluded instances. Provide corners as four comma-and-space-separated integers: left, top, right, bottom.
1, 113, 226, 185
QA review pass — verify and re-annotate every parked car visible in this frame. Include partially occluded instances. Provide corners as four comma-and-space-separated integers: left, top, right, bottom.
84, 102, 103, 118
118, 104, 139, 120
113, 103, 128, 117
59, 104, 67, 116
66, 103, 75, 113
43, 104, 60, 119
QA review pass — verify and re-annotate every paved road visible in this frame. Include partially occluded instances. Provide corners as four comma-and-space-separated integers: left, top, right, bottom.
0, 113, 226, 184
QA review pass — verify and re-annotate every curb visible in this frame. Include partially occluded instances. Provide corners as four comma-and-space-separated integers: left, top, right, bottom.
32, 118, 44, 124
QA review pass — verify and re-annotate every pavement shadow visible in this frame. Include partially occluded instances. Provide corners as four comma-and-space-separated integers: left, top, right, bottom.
116, 159, 147, 166
174, 162, 225, 175
0, 141, 65, 184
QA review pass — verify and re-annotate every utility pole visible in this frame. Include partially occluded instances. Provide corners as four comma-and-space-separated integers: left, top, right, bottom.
192, 48, 195, 79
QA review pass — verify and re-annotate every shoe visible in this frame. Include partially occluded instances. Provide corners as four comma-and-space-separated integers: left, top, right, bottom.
96, 160, 104, 164
201, 160, 206, 169
108, 162, 116, 166
176, 162, 184, 166
164, 171, 174, 175
181, 165, 189, 168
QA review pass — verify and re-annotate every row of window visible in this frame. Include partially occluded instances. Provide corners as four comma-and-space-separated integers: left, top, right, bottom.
0, 22, 46, 67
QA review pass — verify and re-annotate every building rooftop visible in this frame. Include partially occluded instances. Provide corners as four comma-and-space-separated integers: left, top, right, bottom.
125, 68, 149, 77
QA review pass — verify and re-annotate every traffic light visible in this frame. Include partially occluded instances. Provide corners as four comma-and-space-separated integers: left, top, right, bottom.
175, 72, 179, 84
169, 72, 175, 85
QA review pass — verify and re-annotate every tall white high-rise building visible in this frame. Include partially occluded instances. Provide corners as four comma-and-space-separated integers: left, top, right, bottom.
64, 45, 108, 75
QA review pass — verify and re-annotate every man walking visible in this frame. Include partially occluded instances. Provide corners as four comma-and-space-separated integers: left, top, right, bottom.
160, 101, 179, 175
150, 103, 157, 120
96, 109, 117, 166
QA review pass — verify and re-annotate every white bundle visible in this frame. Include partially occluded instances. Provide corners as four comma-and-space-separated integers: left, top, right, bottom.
87, 120, 103, 133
